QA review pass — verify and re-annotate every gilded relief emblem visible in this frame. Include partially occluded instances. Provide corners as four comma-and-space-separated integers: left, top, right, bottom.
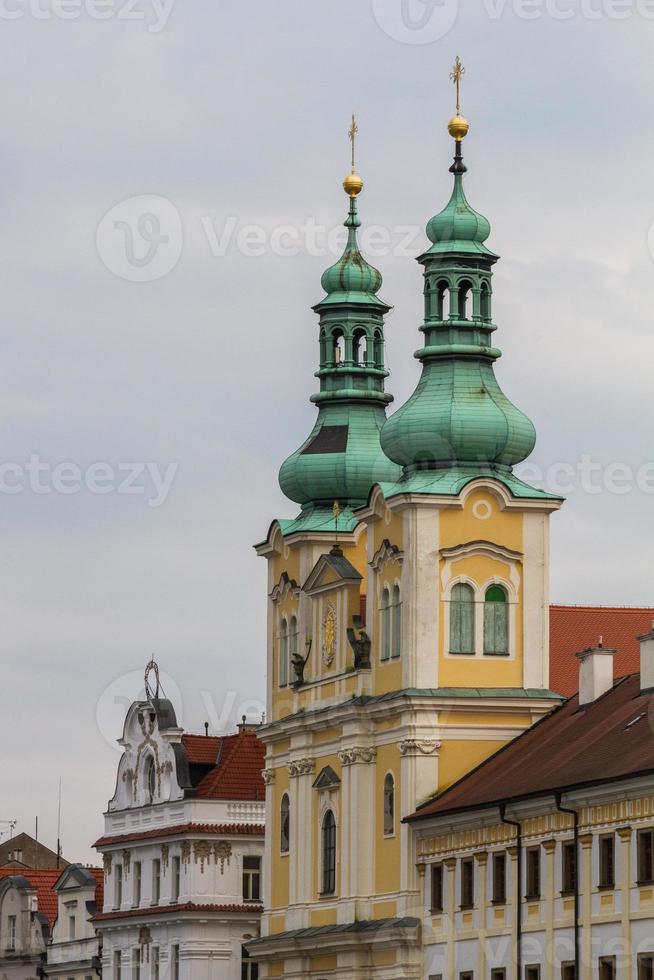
322, 601, 337, 667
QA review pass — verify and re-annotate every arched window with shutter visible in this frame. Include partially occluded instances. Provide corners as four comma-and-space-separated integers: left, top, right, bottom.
279, 618, 289, 686
321, 810, 336, 895
450, 583, 475, 654
280, 793, 290, 854
380, 588, 391, 662
391, 585, 401, 659
484, 585, 508, 655
383, 773, 395, 836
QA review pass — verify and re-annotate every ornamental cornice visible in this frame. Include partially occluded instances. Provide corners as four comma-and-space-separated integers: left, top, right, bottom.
337, 747, 377, 765
370, 538, 404, 574
261, 768, 275, 785
288, 758, 315, 778
399, 738, 441, 757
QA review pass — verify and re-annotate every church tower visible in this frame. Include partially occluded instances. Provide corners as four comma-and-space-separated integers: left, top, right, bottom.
251, 69, 562, 980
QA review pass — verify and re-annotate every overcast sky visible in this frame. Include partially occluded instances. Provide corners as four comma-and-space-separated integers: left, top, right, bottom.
2, 0, 654, 864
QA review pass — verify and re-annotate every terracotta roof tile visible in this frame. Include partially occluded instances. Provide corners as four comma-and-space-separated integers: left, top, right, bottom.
550, 605, 653, 695
408, 673, 654, 821
93, 901, 262, 922
94, 823, 264, 848
194, 729, 265, 802
181, 734, 222, 765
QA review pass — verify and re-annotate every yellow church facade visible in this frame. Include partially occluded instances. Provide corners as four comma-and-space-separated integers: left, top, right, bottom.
249, 68, 564, 979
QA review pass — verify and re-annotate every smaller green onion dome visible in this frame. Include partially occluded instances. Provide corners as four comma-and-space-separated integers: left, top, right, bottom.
426, 173, 491, 248
319, 199, 384, 305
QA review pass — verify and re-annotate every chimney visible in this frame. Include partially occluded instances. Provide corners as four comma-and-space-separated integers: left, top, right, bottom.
638, 621, 654, 692
576, 643, 616, 706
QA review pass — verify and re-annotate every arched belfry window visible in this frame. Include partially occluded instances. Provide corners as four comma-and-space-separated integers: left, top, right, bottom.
321, 810, 336, 895
333, 330, 345, 365
280, 793, 290, 854
383, 774, 395, 836
380, 588, 391, 661
458, 280, 473, 319
145, 756, 156, 803
373, 329, 383, 368
353, 329, 367, 365
436, 280, 450, 320
450, 583, 475, 654
484, 585, 508, 655
279, 618, 289, 687
391, 585, 401, 659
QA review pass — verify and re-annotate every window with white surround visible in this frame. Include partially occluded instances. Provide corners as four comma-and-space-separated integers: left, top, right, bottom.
152, 858, 161, 904
483, 585, 508, 655
280, 794, 290, 854
171, 856, 180, 902
152, 948, 159, 980
113, 950, 122, 980
145, 756, 156, 803
391, 585, 401, 658
321, 810, 336, 895
133, 861, 141, 906
383, 773, 395, 836
114, 864, 123, 909
131, 948, 140, 980
450, 582, 475, 654
170, 945, 179, 980
7, 914, 16, 951
279, 618, 289, 687
380, 588, 391, 661
243, 856, 261, 902
65, 901, 76, 939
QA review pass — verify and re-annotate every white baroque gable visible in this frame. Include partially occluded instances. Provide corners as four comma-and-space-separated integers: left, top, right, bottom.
109, 699, 188, 811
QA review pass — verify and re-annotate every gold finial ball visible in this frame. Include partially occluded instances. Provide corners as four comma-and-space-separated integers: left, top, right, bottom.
448, 114, 469, 141
343, 171, 364, 197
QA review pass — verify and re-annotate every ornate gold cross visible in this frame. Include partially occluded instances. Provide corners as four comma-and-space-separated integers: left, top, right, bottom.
450, 56, 465, 114
348, 113, 358, 173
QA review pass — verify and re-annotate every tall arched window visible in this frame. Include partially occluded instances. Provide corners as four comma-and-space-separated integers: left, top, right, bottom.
380, 588, 391, 662
391, 585, 401, 659
145, 756, 156, 803
436, 280, 450, 320
333, 330, 345, 365
279, 618, 289, 687
373, 329, 383, 368
280, 793, 290, 854
321, 810, 336, 895
352, 329, 367, 365
484, 585, 508, 655
458, 280, 473, 319
450, 583, 475, 654
383, 773, 395, 836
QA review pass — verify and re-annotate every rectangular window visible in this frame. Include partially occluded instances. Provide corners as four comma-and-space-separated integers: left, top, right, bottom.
243, 856, 262, 903
599, 958, 616, 980
525, 967, 540, 980
68, 913, 75, 940
241, 953, 259, 980
113, 951, 122, 980
460, 857, 474, 909
599, 835, 615, 889
114, 864, 123, 909
526, 847, 541, 899
561, 963, 576, 980
430, 863, 443, 912
131, 949, 140, 980
562, 841, 577, 894
151, 948, 159, 980
491, 971, 506, 980
638, 954, 654, 980
152, 858, 161, 905
639, 830, 654, 884
492, 852, 506, 904
460, 973, 474, 980
171, 856, 181, 903
170, 945, 179, 980
133, 861, 142, 906
7, 915, 16, 951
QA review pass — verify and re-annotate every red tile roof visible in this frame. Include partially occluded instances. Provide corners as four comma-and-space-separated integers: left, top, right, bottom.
194, 729, 265, 802
550, 605, 654, 695
408, 672, 654, 822
94, 823, 264, 848
0, 868, 62, 925
93, 901, 262, 922
181, 734, 222, 765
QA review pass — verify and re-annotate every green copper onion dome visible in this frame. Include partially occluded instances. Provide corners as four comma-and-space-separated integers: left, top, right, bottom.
380, 131, 536, 475
279, 165, 401, 510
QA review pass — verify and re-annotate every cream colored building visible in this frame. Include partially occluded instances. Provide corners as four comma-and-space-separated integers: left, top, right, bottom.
44, 865, 102, 980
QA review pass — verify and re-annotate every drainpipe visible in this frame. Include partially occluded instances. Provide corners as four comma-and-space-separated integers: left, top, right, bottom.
500, 804, 522, 980
555, 793, 580, 980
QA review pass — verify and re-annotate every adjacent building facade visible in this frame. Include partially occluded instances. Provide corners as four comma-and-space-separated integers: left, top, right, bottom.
44, 864, 103, 980
93, 694, 266, 980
